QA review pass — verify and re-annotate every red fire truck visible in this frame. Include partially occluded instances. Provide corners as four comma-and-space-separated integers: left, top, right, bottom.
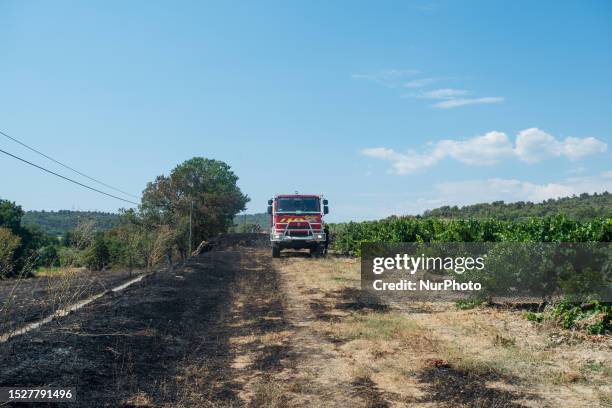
267, 194, 329, 258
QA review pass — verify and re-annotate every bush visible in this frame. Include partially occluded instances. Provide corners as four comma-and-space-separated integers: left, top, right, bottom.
522, 311, 544, 323
455, 297, 484, 310
0, 227, 21, 278
58, 246, 84, 268
36, 245, 60, 268
83, 235, 110, 271
523, 302, 611, 334
552, 302, 611, 334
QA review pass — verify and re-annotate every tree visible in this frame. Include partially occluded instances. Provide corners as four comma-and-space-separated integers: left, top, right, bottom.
0, 199, 24, 231
113, 209, 145, 273
140, 158, 249, 258
83, 234, 110, 271
0, 227, 21, 278
0, 199, 33, 276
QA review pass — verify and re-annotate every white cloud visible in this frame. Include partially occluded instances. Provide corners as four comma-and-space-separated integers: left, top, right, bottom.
515, 128, 608, 162
351, 69, 420, 87
515, 128, 560, 162
362, 128, 608, 174
362, 131, 512, 174
415, 88, 469, 99
433, 96, 504, 109
362, 147, 445, 174
411, 2, 438, 12
438, 131, 514, 164
353, 70, 503, 109
560, 136, 608, 160
402, 78, 439, 88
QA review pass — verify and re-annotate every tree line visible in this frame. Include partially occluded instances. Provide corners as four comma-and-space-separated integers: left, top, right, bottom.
22, 208, 267, 236
22, 210, 121, 237
0, 157, 248, 278
421, 192, 612, 221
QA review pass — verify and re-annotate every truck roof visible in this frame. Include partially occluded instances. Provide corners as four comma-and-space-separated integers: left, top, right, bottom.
275, 194, 321, 198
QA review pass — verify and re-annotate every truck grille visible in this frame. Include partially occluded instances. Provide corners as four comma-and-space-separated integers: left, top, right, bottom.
288, 230, 311, 237
287, 224, 309, 229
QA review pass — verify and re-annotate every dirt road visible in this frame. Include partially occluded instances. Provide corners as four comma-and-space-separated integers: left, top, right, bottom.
0, 235, 609, 407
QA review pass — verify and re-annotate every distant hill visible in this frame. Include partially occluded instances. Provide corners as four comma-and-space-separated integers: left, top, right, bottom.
421, 192, 612, 221
23, 210, 270, 236
22, 210, 121, 236
233, 213, 269, 231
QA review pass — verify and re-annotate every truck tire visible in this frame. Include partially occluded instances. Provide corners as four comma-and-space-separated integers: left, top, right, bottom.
272, 245, 281, 258
310, 244, 324, 258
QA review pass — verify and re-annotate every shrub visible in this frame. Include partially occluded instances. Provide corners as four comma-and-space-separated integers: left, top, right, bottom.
58, 246, 84, 268
36, 245, 60, 268
455, 297, 484, 310
0, 227, 21, 278
523, 302, 611, 334
522, 311, 544, 323
83, 235, 110, 271
552, 302, 611, 334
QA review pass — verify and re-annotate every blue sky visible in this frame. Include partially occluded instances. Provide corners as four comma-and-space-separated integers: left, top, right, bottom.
1, 0, 611, 221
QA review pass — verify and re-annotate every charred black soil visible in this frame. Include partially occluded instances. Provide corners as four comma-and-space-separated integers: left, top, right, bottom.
0, 235, 285, 407
416, 365, 534, 407
0, 269, 142, 333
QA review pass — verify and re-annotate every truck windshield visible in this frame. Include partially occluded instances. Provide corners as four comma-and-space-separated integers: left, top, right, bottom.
276, 197, 320, 213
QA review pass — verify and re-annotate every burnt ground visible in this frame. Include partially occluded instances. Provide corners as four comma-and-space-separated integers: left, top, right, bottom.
416, 366, 528, 408
0, 235, 291, 407
0, 269, 142, 333
0, 234, 583, 407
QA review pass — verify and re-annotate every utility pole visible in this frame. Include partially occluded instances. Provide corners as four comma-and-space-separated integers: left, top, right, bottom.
189, 199, 194, 256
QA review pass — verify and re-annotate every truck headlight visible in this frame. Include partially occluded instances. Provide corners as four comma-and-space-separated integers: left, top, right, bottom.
316, 233, 324, 240
274, 233, 282, 239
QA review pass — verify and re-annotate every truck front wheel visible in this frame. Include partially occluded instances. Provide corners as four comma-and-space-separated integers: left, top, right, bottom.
272, 244, 281, 258
310, 244, 324, 258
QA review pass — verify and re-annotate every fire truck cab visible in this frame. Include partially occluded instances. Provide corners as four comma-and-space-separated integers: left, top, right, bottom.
267, 194, 329, 258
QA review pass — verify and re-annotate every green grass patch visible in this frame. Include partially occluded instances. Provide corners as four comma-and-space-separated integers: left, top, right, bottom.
522, 301, 611, 334
455, 297, 484, 310
338, 312, 420, 342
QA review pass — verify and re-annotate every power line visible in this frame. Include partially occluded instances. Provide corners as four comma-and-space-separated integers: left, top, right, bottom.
0, 148, 139, 206
0, 129, 139, 199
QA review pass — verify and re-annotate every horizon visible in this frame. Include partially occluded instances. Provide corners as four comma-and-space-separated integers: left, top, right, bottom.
18, 190, 612, 221
1, 1, 611, 222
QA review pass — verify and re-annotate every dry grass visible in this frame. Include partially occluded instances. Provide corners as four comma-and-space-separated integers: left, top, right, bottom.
279, 256, 361, 291
250, 377, 290, 408
34, 266, 85, 277
275, 255, 612, 408
328, 312, 421, 341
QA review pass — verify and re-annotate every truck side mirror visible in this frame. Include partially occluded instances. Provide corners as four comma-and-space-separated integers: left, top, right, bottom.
323, 199, 329, 205
267, 199, 273, 205
267, 205, 273, 215
324, 205, 329, 215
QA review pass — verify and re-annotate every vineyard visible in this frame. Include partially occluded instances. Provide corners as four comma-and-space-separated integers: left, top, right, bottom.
331, 216, 612, 335
330, 215, 612, 255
